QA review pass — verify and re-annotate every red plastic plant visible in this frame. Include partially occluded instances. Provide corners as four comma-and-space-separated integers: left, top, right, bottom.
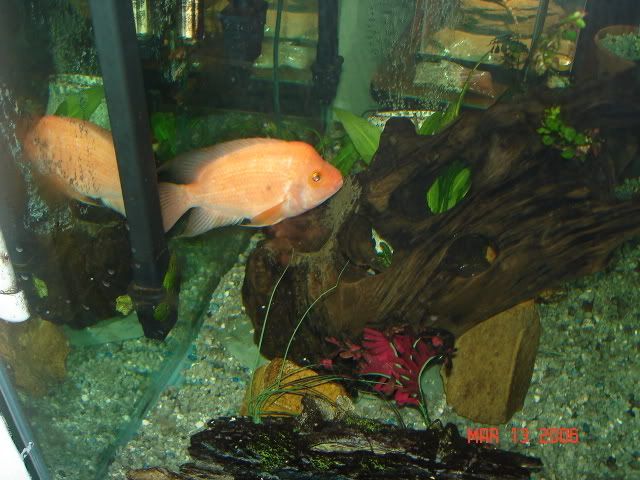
323, 327, 454, 413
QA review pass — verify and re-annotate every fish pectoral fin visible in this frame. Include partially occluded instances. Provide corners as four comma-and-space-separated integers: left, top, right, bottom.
182, 207, 245, 237
246, 202, 286, 227
101, 196, 126, 216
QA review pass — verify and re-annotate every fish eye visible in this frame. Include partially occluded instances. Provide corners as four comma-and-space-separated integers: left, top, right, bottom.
311, 171, 321, 182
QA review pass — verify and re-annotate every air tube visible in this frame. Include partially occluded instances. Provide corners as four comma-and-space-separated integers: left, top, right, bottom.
0, 228, 29, 323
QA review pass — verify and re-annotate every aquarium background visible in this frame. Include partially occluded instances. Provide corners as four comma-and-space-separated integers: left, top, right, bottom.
0, 1, 639, 479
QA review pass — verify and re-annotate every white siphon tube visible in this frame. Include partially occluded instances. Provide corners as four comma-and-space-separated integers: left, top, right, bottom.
0, 227, 30, 322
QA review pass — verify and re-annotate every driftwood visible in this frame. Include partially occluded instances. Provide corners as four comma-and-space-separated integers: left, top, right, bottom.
242, 68, 640, 362
128, 398, 542, 479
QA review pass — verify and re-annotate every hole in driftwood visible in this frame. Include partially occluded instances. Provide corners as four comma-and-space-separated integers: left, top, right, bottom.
442, 234, 498, 278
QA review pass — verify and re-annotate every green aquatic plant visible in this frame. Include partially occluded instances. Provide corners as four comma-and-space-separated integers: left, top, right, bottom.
331, 54, 488, 173
331, 108, 382, 175
153, 252, 180, 324
537, 106, 591, 160
151, 112, 178, 160
418, 52, 490, 136
333, 108, 381, 163
426, 161, 472, 214
115, 294, 134, 316
490, 33, 529, 70
32, 277, 48, 298
246, 256, 349, 423
532, 11, 586, 78
327, 137, 359, 176
54, 84, 104, 120
371, 228, 393, 268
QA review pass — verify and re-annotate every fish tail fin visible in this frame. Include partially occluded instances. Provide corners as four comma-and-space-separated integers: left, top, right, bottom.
158, 182, 192, 232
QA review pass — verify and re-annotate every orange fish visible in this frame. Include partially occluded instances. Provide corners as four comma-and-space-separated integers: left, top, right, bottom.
22, 115, 125, 215
158, 138, 343, 236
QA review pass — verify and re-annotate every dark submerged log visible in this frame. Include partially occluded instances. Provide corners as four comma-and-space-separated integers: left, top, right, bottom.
128, 399, 542, 479
242, 68, 640, 362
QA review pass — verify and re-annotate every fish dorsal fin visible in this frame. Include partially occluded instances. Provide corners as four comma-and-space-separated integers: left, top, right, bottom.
161, 138, 286, 184
182, 206, 246, 237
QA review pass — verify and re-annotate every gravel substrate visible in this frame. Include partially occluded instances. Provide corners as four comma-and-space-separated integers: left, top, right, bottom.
20, 233, 639, 479
104, 235, 639, 480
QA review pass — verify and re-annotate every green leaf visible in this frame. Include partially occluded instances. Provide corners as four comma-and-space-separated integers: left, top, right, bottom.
419, 52, 492, 137
427, 177, 442, 213
561, 148, 575, 159
333, 108, 381, 163
562, 126, 577, 141
449, 167, 471, 202
115, 295, 134, 316
32, 277, 48, 298
330, 139, 360, 175
54, 85, 105, 120
151, 112, 176, 143
378, 242, 393, 268
418, 110, 447, 135
562, 30, 577, 42
547, 118, 560, 130
427, 162, 472, 214
542, 135, 554, 146
575, 133, 588, 145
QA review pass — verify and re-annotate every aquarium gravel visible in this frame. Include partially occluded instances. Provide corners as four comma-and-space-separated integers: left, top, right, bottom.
102, 235, 640, 479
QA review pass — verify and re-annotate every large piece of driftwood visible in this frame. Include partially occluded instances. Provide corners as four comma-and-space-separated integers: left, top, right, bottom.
242, 68, 640, 362
128, 398, 542, 479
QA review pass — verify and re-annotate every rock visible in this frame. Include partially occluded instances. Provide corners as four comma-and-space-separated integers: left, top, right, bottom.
442, 300, 541, 424
240, 357, 348, 417
0, 316, 69, 395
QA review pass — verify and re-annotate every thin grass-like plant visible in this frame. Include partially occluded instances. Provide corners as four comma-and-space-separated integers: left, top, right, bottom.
246, 256, 349, 423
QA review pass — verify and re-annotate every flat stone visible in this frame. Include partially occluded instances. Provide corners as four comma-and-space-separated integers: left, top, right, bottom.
240, 357, 348, 417
0, 316, 70, 395
442, 300, 541, 424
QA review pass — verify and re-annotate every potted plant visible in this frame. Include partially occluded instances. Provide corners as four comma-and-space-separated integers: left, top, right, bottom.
594, 25, 640, 76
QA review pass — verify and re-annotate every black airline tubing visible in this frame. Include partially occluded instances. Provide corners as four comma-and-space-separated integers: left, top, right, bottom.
88, 0, 174, 340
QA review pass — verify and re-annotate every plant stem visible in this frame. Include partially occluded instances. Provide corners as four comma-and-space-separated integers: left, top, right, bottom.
277, 261, 349, 386
248, 253, 292, 422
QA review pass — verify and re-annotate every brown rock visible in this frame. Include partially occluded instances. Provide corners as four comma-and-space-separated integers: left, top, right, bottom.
240, 357, 348, 418
0, 316, 70, 395
442, 300, 541, 424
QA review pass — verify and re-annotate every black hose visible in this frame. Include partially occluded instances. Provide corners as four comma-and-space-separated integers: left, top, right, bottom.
523, 0, 550, 81
272, 0, 284, 123
88, 0, 175, 340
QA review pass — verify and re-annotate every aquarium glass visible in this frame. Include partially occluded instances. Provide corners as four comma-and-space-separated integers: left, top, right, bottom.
0, 1, 638, 480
